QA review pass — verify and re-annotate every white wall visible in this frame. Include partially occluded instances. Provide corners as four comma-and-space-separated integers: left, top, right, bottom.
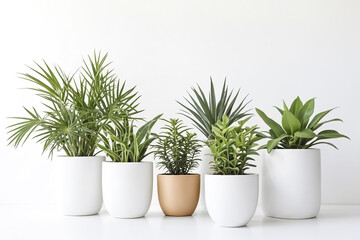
0, 0, 359, 205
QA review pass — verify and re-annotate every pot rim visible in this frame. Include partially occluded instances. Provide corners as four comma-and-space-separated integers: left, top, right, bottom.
205, 173, 258, 177
157, 173, 200, 176
102, 160, 153, 165
267, 148, 320, 152
56, 155, 105, 159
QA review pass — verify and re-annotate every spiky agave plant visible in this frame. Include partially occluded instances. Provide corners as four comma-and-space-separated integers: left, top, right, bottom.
256, 97, 349, 153
7, 52, 141, 157
177, 78, 251, 141
97, 114, 162, 162
152, 118, 202, 175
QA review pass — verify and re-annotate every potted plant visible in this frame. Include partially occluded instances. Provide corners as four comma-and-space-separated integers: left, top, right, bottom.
178, 78, 251, 205
152, 118, 202, 216
205, 115, 261, 227
7, 52, 140, 215
98, 114, 161, 218
256, 97, 349, 219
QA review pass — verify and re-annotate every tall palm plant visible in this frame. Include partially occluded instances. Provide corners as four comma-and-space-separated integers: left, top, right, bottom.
7, 52, 141, 157
177, 78, 251, 140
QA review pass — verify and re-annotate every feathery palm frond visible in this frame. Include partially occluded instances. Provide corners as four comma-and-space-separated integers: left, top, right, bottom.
7, 52, 141, 157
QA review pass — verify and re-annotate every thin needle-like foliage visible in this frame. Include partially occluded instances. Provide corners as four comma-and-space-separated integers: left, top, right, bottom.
152, 118, 202, 175
7, 52, 141, 157
178, 78, 252, 141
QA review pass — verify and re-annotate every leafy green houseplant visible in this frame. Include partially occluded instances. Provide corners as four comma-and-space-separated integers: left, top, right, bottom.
256, 97, 349, 219
100, 115, 161, 219
177, 78, 252, 205
152, 118, 202, 216
205, 114, 260, 227
153, 118, 202, 175
7, 52, 140, 157
178, 78, 251, 140
256, 97, 349, 153
98, 114, 161, 162
6, 52, 141, 216
208, 115, 260, 175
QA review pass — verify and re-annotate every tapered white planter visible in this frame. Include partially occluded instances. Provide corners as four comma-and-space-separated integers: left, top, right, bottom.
205, 174, 258, 227
261, 149, 321, 219
102, 161, 153, 218
54, 156, 103, 216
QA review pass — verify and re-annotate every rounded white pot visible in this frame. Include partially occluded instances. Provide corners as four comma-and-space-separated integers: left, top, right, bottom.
54, 156, 103, 216
102, 161, 153, 218
205, 174, 258, 227
261, 149, 321, 219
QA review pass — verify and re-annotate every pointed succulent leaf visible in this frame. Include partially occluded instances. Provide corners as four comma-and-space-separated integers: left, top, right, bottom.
256, 108, 285, 137
274, 106, 284, 115
267, 134, 289, 153
136, 114, 162, 142
283, 100, 289, 111
294, 129, 316, 139
298, 98, 315, 128
282, 110, 301, 135
308, 108, 335, 130
312, 118, 343, 131
317, 130, 350, 140
289, 96, 303, 117
307, 141, 339, 149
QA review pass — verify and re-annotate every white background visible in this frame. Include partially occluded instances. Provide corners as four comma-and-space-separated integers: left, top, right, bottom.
0, 0, 359, 206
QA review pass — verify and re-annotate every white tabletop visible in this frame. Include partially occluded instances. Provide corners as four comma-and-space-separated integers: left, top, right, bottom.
1, 204, 359, 240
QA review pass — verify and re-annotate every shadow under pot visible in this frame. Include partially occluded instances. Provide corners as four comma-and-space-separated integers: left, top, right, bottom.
157, 174, 200, 216
54, 156, 104, 216
205, 174, 259, 227
102, 161, 153, 218
261, 149, 321, 219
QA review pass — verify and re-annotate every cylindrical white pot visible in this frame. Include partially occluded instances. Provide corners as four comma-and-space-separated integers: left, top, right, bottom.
205, 174, 259, 227
261, 149, 321, 219
54, 156, 103, 216
102, 161, 153, 218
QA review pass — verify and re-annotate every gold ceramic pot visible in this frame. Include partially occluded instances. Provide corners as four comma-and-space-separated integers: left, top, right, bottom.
157, 174, 200, 216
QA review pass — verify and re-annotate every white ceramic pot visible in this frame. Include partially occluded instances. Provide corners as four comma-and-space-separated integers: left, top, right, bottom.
205, 174, 259, 227
102, 161, 153, 218
198, 146, 214, 208
54, 156, 103, 216
261, 149, 321, 219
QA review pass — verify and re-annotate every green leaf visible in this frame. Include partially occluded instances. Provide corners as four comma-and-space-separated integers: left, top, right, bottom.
298, 98, 315, 128
317, 130, 350, 140
289, 96, 303, 117
312, 118, 343, 131
307, 141, 339, 149
282, 110, 301, 135
283, 100, 289, 111
136, 114, 162, 143
8, 52, 142, 158
294, 129, 316, 139
308, 108, 335, 130
152, 118, 202, 175
267, 134, 289, 153
256, 108, 285, 137
178, 78, 251, 139
274, 106, 284, 115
